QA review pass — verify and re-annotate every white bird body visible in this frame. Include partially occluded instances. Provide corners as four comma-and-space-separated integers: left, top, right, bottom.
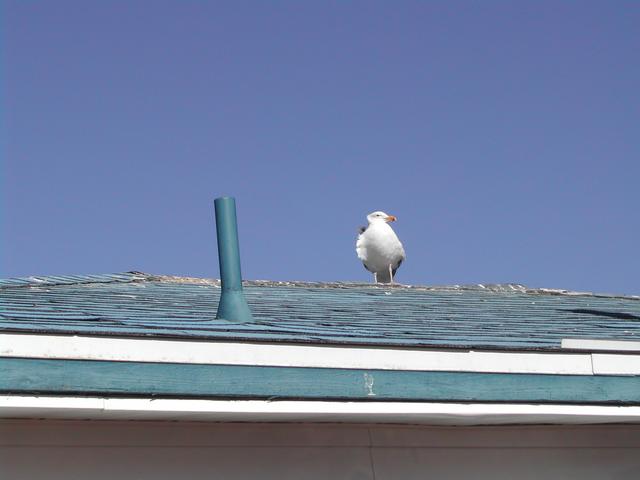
356, 211, 405, 283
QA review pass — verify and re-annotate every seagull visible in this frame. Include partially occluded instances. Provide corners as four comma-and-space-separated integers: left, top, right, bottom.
356, 211, 405, 283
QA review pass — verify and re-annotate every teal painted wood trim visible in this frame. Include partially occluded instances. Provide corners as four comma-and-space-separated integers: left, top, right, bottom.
2, 358, 640, 404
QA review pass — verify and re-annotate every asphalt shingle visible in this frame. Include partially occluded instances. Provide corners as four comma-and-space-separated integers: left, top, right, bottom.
1, 272, 639, 351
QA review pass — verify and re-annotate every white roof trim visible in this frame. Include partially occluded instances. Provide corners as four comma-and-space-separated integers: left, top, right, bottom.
562, 338, 640, 352
0, 333, 596, 375
593, 354, 640, 375
2, 396, 640, 425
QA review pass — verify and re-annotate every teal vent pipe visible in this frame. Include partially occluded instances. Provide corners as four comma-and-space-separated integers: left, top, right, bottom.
214, 196, 253, 323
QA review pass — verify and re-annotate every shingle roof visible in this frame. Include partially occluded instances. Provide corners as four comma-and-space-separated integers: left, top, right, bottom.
1, 272, 639, 351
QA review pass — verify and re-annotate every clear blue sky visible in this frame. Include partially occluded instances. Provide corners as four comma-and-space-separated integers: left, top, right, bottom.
2, 1, 639, 294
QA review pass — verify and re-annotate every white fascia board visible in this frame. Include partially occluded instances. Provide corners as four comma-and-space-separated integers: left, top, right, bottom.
0, 333, 595, 375
2, 396, 640, 425
593, 354, 640, 375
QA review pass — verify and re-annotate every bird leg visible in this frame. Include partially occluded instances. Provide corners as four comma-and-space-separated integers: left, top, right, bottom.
388, 264, 394, 284
373, 272, 378, 283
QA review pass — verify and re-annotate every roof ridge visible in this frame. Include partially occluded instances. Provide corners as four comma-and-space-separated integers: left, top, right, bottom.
0, 272, 150, 289
242, 280, 638, 299
148, 275, 639, 299
0, 272, 637, 300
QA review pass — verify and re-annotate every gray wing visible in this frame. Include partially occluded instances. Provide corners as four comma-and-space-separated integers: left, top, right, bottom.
356, 225, 372, 272
392, 257, 403, 276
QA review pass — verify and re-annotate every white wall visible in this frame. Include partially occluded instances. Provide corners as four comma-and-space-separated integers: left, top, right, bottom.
2, 420, 640, 480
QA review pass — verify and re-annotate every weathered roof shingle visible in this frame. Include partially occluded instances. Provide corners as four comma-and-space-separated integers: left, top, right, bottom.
1, 272, 639, 351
